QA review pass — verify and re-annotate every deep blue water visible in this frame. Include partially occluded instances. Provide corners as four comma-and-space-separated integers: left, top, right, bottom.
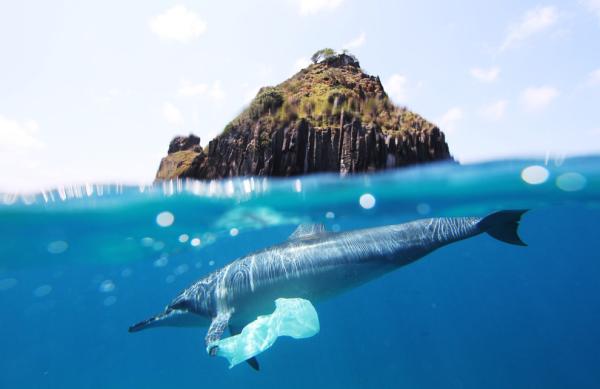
1, 158, 599, 388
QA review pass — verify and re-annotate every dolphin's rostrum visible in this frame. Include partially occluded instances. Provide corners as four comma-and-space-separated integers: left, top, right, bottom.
129, 210, 528, 370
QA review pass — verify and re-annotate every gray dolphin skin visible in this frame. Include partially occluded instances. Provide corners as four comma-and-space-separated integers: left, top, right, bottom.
129, 210, 527, 370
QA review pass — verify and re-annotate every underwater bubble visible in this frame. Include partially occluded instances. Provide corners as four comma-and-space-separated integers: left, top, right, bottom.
521, 165, 549, 185
99, 280, 116, 293
294, 179, 302, 193
174, 264, 189, 275
230, 228, 239, 237
47, 240, 68, 254
214, 207, 301, 231
359, 193, 376, 209
556, 172, 586, 192
190, 237, 201, 247
2, 193, 17, 205
33, 284, 52, 297
120, 268, 132, 278
203, 233, 217, 244
195, 262, 203, 269
153, 255, 169, 268
178, 234, 189, 243
141, 237, 154, 247
91, 274, 104, 284
325, 211, 335, 219
332, 224, 341, 232
208, 260, 215, 266
243, 179, 252, 193
21, 194, 36, 205
152, 241, 165, 251
156, 211, 175, 227
553, 153, 565, 167
225, 180, 235, 196
416, 203, 431, 215
0, 278, 18, 291
103, 296, 117, 307
85, 183, 94, 196
165, 275, 175, 284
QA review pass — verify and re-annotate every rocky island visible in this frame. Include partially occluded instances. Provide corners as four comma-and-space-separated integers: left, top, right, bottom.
156, 50, 452, 180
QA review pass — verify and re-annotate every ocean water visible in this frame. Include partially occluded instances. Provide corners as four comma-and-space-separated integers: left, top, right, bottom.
1, 157, 599, 389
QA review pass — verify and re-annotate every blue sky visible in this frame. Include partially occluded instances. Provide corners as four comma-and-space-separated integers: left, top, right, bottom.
1, 0, 599, 191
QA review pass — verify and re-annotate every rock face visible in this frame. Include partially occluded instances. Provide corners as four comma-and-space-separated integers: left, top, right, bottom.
156, 53, 452, 180
155, 136, 204, 180
165, 119, 449, 179
167, 134, 201, 154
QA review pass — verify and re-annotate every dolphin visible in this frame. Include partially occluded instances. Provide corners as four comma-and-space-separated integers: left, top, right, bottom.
129, 210, 527, 370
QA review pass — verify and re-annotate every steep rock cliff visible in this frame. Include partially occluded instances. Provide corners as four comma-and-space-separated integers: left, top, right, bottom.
156, 53, 452, 180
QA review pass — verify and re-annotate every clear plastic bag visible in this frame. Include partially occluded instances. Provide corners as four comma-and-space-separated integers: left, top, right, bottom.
208, 298, 320, 368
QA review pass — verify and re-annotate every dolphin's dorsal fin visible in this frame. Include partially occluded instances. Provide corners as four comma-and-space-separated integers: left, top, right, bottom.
288, 223, 328, 240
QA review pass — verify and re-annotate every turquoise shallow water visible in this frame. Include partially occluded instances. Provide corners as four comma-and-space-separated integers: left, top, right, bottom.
1, 157, 599, 388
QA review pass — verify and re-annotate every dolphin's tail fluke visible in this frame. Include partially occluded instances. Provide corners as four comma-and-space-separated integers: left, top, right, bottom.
478, 210, 528, 246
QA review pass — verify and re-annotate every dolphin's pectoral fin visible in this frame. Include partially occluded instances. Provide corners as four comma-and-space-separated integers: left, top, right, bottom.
230, 325, 260, 371
205, 311, 232, 356
289, 223, 329, 240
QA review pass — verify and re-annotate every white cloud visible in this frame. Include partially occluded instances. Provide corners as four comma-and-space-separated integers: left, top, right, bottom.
587, 68, 600, 86
162, 102, 184, 125
95, 88, 135, 105
257, 63, 273, 78
343, 32, 366, 50
297, 0, 343, 15
209, 80, 226, 101
149, 5, 207, 42
385, 74, 409, 104
587, 128, 600, 135
292, 57, 312, 73
500, 6, 559, 51
178, 80, 208, 97
480, 100, 508, 120
470, 66, 500, 82
439, 107, 463, 133
519, 86, 559, 111
177, 80, 225, 101
582, 0, 600, 21
0, 115, 44, 151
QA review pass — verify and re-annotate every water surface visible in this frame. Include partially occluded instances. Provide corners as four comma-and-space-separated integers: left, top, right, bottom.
1, 157, 599, 388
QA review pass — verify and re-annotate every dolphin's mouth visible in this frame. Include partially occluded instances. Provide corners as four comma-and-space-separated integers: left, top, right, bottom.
128, 308, 181, 332
129, 307, 207, 332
